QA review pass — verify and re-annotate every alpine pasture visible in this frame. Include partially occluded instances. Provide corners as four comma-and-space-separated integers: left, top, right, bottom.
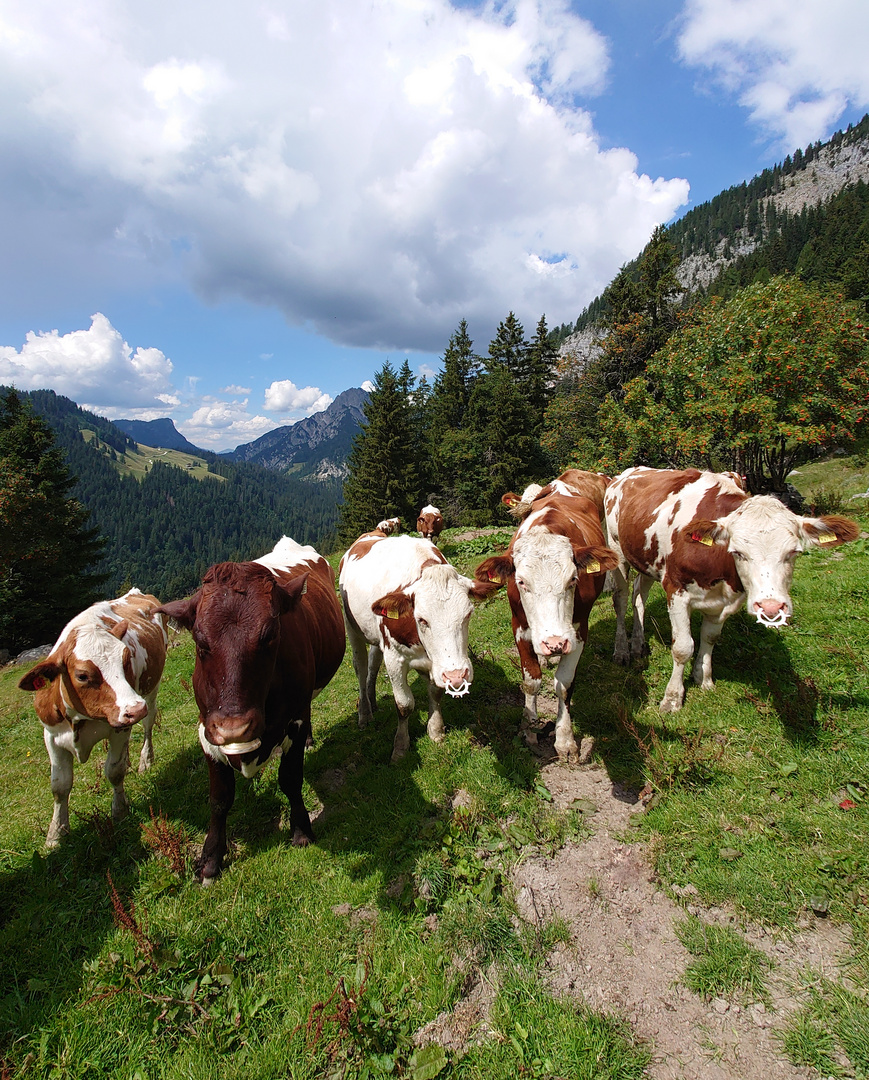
1, 459, 867, 1080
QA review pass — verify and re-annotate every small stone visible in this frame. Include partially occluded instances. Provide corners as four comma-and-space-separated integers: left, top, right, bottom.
711, 997, 730, 1014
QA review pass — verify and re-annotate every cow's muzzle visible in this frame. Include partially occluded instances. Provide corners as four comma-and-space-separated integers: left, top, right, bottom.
441, 668, 471, 698
753, 599, 790, 628
539, 637, 571, 657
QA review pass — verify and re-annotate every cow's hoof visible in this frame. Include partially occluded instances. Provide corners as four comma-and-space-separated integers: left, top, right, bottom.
138, 756, 154, 774
292, 828, 314, 847
578, 736, 595, 764
555, 739, 580, 762
659, 695, 684, 713
613, 652, 630, 667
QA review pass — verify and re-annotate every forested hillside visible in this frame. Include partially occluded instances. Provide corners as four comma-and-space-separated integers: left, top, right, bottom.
550, 114, 869, 348
15, 389, 342, 602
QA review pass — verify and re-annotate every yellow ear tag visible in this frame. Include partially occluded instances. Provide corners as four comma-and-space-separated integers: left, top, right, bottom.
488, 572, 502, 584
505, 496, 518, 507
818, 534, 836, 544
699, 536, 713, 547
585, 559, 601, 574
386, 608, 400, 619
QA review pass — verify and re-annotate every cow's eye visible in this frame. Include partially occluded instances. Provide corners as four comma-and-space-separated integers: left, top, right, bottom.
516, 578, 526, 588
75, 671, 89, 683
731, 551, 745, 561
417, 617, 429, 629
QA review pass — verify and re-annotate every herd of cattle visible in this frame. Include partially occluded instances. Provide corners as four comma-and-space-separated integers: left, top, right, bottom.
18, 468, 859, 882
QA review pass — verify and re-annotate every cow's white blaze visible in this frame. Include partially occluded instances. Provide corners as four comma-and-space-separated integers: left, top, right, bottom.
72, 619, 147, 721
511, 527, 578, 656
410, 563, 475, 689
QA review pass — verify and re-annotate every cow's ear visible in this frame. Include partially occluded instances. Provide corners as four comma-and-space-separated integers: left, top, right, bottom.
468, 577, 502, 601
501, 492, 520, 508
277, 572, 309, 611
799, 514, 860, 550
372, 591, 414, 620
156, 592, 201, 631
19, 660, 62, 693
683, 519, 728, 547
109, 619, 129, 641
474, 555, 514, 588
574, 545, 619, 575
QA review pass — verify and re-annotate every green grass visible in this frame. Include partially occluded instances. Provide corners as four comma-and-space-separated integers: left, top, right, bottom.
674, 915, 772, 1003
1, 499, 868, 1078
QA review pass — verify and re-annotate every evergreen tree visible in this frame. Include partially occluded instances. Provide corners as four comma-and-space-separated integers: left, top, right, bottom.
486, 311, 527, 376
523, 314, 558, 430
339, 361, 420, 542
0, 389, 106, 652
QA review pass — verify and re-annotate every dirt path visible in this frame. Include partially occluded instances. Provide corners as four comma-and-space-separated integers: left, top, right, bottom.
511, 758, 848, 1080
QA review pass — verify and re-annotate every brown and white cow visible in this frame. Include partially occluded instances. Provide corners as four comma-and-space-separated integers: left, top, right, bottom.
157, 537, 345, 882
376, 517, 401, 535
475, 491, 619, 762
502, 470, 611, 522
339, 534, 498, 761
18, 589, 168, 847
605, 467, 859, 712
416, 504, 444, 543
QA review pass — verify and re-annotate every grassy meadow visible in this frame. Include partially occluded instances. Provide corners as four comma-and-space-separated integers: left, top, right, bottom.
1, 457, 868, 1079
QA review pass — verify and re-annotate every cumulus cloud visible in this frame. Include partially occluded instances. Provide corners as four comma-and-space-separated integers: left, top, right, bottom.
678, 0, 869, 148
182, 398, 276, 449
0, 313, 179, 414
264, 379, 332, 414
0, 0, 690, 351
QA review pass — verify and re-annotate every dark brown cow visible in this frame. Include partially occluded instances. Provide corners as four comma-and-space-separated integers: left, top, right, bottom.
605, 467, 859, 711
416, 504, 444, 543
475, 491, 618, 761
18, 589, 168, 847
158, 537, 345, 882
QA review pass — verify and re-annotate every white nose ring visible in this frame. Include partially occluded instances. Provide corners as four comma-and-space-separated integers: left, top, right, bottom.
444, 679, 470, 698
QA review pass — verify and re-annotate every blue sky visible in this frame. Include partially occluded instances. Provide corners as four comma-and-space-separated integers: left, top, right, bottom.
1, 0, 867, 450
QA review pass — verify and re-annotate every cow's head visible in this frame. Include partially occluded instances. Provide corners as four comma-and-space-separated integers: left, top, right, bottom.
683, 498, 859, 626
158, 562, 309, 754
476, 530, 617, 658
373, 563, 497, 695
19, 618, 149, 728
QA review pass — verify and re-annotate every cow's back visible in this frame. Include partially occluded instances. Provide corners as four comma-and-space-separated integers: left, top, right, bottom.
606, 467, 747, 580
272, 558, 345, 697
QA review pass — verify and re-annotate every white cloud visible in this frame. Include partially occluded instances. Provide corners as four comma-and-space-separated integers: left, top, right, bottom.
678, 0, 869, 148
0, 313, 179, 413
181, 398, 275, 449
0, 0, 690, 351
264, 379, 332, 414
220, 383, 251, 394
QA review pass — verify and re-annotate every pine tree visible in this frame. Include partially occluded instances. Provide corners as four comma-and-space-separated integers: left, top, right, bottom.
486, 312, 527, 377
339, 361, 420, 542
523, 315, 558, 430
0, 389, 106, 652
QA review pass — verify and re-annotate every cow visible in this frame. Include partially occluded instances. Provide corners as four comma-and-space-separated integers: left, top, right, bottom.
416, 504, 444, 543
156, 537, 345, 883
339, 533, 498, 762
18, 589, 168, 848
502, 470, 611, 522
376, 517, 401, 535
475, 490, 619, 762
605, 467, 860, 712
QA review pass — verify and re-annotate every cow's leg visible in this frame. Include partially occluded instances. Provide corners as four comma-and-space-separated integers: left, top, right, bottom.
630, 573, 654, 660
346, 622, 374, 727
137, 694, 157, 773
661, 595, 693, 712
278, 718, 315, 847
43, 729, 73, 848
693, 613, 726, 691
104, 730, 132, 823
516, 634, 543, 742
198, 757, 236, 885
365, 645, 383, 717
553, 647, 584, 762
611, 563, 632, 665
425, 678, 446, 744
383, 652, 414, 762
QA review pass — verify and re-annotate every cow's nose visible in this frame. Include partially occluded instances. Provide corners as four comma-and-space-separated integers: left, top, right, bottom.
442, 667, 470, 689
122, 701, 147, 724
540, 637, 571, 656
754, 599, 789, 626
209, 711, 260, 746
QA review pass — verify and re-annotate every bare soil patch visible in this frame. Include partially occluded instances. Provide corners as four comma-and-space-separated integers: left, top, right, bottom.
511, 755, 849, 1080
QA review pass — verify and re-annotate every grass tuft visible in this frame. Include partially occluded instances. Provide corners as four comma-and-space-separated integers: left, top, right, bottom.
675, 915, 772, 1003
